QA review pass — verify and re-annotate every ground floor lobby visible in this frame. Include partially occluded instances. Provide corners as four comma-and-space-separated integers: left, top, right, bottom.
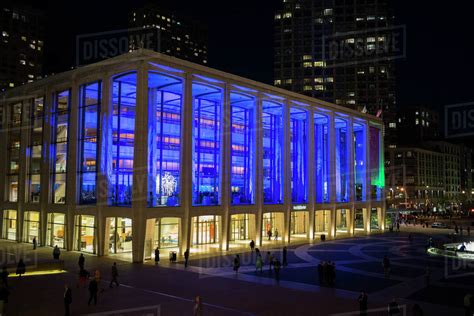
0, 205, 385, 262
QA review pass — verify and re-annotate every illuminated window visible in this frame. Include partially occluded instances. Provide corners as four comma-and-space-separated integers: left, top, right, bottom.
275, 14, 281, 19
315, 85, 324, 91
314, 61, 326, 67
291, 108, 308, 203
303, 55, 312, 61
314, 78, 323, 83
303, 62, 313, 68
314, 113, 330, 203
346, 38, 355, 43
274, 79, 281, 85
283, 12, 292, 18
303, 85, 313, 91
389, 122, 396, 128
324, 8, 333, 16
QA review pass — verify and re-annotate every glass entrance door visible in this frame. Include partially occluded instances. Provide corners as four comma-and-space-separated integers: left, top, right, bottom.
192, 216, 220, 245
230, 214, 249, 241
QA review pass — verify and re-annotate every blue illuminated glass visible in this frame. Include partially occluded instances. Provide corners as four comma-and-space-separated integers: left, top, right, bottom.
314, 113, 330, 203
290, 107, 308, 203
147, 72, 182, 207
230, 92, 255, 205
79, 81, 101, 204
369, 126, 384, 200
353, 122, 366, 201
51, 90, 70, 204
262, 100, 284, 204
335, 117, 350, 202
110, 73, 136, 206
192, 82, 222, 206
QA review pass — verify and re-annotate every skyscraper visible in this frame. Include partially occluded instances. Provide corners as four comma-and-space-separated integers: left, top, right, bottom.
274, 0, 397, 146
129, 4, 208, 65
0, 5, 44, 92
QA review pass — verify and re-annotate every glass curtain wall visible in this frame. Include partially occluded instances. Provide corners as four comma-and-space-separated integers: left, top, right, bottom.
335, 117, 350, 203
51, 90, 70, 204
369, 126, 384, 200
108, 217, 133, 253
27, 97, 44, 203
147, 72, 182, 207
2, 210, 17, 240
6, 103, 22, 202
290, 107, 308, 203
46, 213, 65, 248
23, 211, 40, 243
79, 82, 101, 204
110, 73, 137, 206
75, 215, 96, 253
192, 215, 220, 245
155, 218, 179, 248
192, 83, 222, 206
230, 92, 256, 205
262, 100, 284, 204
314, 113, 330, 203
353, 122, 366, 201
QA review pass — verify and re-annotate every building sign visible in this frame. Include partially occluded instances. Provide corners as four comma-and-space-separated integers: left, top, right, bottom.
293, 205, 307, 210
445, 102, 474, 138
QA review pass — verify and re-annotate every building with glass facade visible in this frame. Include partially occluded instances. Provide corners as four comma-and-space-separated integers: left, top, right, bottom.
0, 50, 385, 262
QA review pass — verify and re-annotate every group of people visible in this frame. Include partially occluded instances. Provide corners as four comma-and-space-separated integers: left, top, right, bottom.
317, 261, 336, 286
455, 225, 471, 236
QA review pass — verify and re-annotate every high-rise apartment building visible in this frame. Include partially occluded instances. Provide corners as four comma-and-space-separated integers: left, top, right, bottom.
0, 5, 44, 92
129, 4, 208, 65
274, 0, 397, 146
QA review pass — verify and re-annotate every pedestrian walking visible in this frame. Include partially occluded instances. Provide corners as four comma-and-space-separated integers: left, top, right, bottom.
358, 291, 368, 316
0, 267, 9, 288
233, 255, 241, 274
383, 255, 391, 278
33, 237, 37, 250
274, 229, 279, 241
16, 259, 26, 278
396, 222, 400, 232
193, 295, 203, 316
0, 283, 10, 315
455, 225, 459, 234
64, 283, 72, 316
323, 261, 329, 286
255, 254, 263, 273
255, 248, 260, 257
154, 247, 160, 265
77, 268, 90, 288
328, 261, 336, 286
267, 230, 272, 241
249, 240, 255, 252
266, 252, 273, 273
53, 245, 61, 260
317, 261, 324, 285
78, 253, 85, 270
388, 298, 401, 316
109, 262, 119, 288
282, 247, 288, 266
184, 248, 190, 268
274, 258, 281, 283
88, 278, 98, 306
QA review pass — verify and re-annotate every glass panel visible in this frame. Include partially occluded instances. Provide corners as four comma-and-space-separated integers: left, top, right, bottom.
314, 210, 330, 233
157, 217, 179, 248
230, 92, 255, 205
7, 175, 18, 202
192, 215, 220, 245
3, 210, 17, 240
24, 211, 40, 243
47, 213, 65, 248
335, 118, 350, 202
192, 82, 222, 206
369, 126, 384, 201
230, 214, 250, 241
110, 73, 137, 206
53, 173, 67, 203
28, 174, 41, 203
76, 215, 95, 253
314, 113, 330, 203
148, 72, 182, 207
290, 107, 308, 203
79, 81, 101, 204
28, 97, 44, 203
336, 209, 349, 232
108, 217, 133, 253
262, 100, 284, 204
353, 122, 366, 201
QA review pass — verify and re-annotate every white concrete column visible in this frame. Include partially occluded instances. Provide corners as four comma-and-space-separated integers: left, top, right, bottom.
255, 94, 263, 246
329, 112, 336, 204
17, 99, 30, 242
67, 84, 79, 207
220, 83, 231, 250
40, 90, 52, 246
307, 109, 315, 239
66, 212, 75, 251
0, 103, 7, 236
180, 73, 193, 255
365, 120, 372, 234
348, 117, 355, 204
283, 100, 291, 244
131, 63, 149, 263
328, 205, 336, 239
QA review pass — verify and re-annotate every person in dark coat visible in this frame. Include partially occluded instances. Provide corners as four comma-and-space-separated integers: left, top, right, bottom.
88, 278, 98, 305
317, 261, 324, 285
78, 253, 85, 270
184, 249, 190, 268
233, 255, 241, 274
249, 240, 255, 252
16, 259, 26, 277
282, 247, 288, 266
33, 237, 37, 250
64, 283, 72, 316
273, 258, 281, 283
0, 283, 10, 314
53, 245, 61, 260
358, 291, 368, 316
154, 247, 160, 265
109, 262, 119, 288
0, 266, 9, 288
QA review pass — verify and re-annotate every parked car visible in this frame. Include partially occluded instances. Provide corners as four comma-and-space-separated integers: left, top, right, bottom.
431, 222, 448, 229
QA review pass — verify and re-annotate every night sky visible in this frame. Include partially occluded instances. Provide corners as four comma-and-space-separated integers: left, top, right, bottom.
11, 0, 474, 111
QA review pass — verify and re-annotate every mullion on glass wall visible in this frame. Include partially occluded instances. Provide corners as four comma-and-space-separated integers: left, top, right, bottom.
27, 97, 44, 203
79, 81, 101, 204
314, 113, 330, 203
262, 100, 284, 204
335, 117, 350, 203
111, 73, 136, 206
230, 92, 255, 205
353, 121, 366, 201
6, 102, 22, 202
192, 82, 222, 206
51, 90, 70, 204
290, 107, 308, 203
148, 72, 182, 207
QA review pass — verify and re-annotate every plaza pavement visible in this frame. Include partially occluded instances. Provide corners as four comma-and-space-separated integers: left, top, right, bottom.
1, 226, 471, 315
